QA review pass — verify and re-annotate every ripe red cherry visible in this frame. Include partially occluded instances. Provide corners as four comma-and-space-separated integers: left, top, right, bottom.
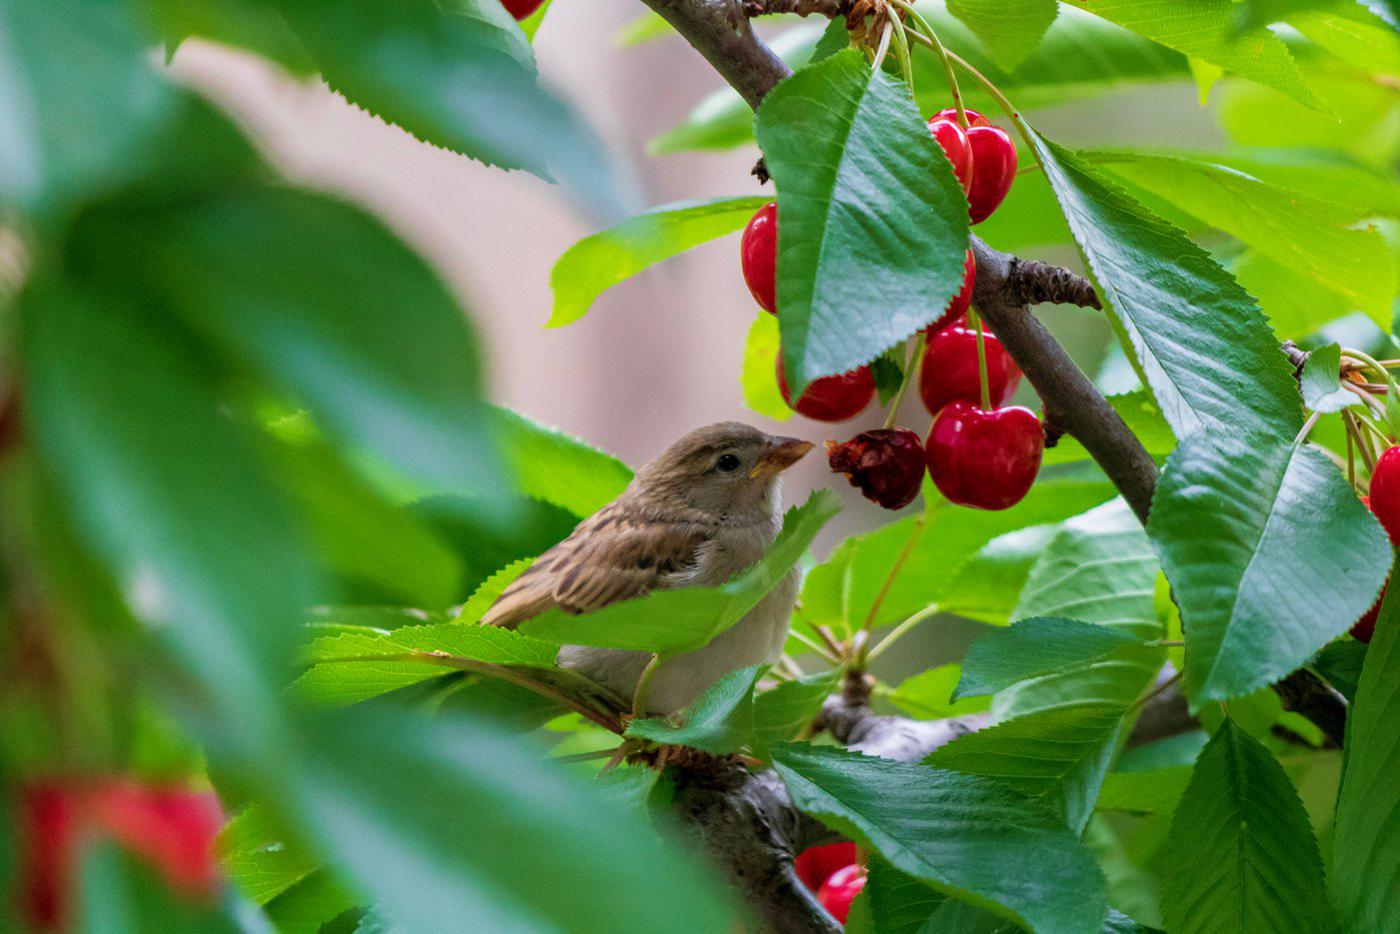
1353, 493, 1393, 643
932, 107, 992, 128
794, 841, 857, 892
501, 0, 546, 19
924, 249, 976, 336
926, 403, 1043, 510
777, 357, 874, 422
826, 428, 925, 510
1368, 446, 1400, 540
817, 863, 867, 924
966, 124, 1017, 223
919, 324, 1021, 415
927, 116, 973, 193
741, 202, 778, 314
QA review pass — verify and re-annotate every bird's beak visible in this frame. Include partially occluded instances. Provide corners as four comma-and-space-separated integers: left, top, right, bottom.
750, 436, 814, 478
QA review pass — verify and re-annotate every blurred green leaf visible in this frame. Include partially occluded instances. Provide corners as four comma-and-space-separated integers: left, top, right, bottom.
1095, 766, 1192, 814
755, 50, 969, 393
887, 665, 992, 720
219, 805, 319, 906
751, 670, 839, 756
490, 407, 633, 518
1088, 149, 1395, 326
455, 558, 532, 624
0, 0, 174, 222
521, 491, 839, 655
955, 618, 1145, 700
615, 10, 672, 46
293, 711, 737, 932
856, 854, 950, 934
1310, 637, 1367, 701
1062, 0, 1326, 110
1148, 433, 1390, 704
740, 312, 793, 421
772, 743, 1108, 933
263, 871, 357, 933
1218, 72, 1400, 166
1161, 720, 1333, 932
935, 524, 1060, 625
627, 665, 760, 753
79, 844, 240, 934
1300, 343, 1360, 413
1291, 8, 1400, 74
1042, 391, 1174, 467
1333, 579, 1400, 930
1234, 248, 1355, 340
549, 196, 769, 327
1030, 131, 1302, 440
947, 0, 1058, 71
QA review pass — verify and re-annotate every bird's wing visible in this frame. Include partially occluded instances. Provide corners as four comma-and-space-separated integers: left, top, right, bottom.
482, 503, 709, 630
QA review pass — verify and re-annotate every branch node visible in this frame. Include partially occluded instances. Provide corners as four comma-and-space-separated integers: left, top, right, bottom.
1005, 257, 1101, 310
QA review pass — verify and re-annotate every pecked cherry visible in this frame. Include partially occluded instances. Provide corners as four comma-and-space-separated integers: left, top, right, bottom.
927, 116, 973, 194
794, 841, 857, 893
741, 202, 778, 314
817, 863, 867, 924
924, 249, 976, 336
919, 324, 1021, 415
827, 428, 925, 510
926, 403, 1043, 510
500, 0, 547, 19
777, 357, 875, 422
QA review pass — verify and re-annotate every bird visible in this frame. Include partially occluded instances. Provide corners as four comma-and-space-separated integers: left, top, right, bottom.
483, 422, 813, 715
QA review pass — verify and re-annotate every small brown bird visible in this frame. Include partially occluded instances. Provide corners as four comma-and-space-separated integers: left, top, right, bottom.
484, 422, 813, 714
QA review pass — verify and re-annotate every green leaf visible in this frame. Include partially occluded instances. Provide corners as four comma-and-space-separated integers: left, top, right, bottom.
23, 280, 312, 754
456, 557, 533, 624
521, 491, 840, 655
1301, 343, 1359, 413
930, 703, 1130, 832
1042, 391, 1175, 467
1087, 149, 1395, 325
955, 618, 1145, 700
1061, 0, 1325, 111
740, 312, 793, 421
1310, 637, 1367, 701
490, 407, 633, 518
751, 670, 840, 756
549, 196, 770, 327
219, 805, 320, 905
95, 186, 505, 505
1232, 249, 1353, 341
296, 621, 558, 705
1148, 433, 1390, 703
263, 871, 358, 933
947, 0, 1059, 71
859, 854, 951, 934
1160, 720, 1333, 932
772, 743, 1108, 933
1333, 578, 1400, 930
755, 50, 970, 393
80, 844, 239, 934
626, 665, 760, 754
294, 711, 738, 932
1095, 766, 1193, 815
935, 524, 1061, 625
1028, 131, 1302, 440
887, 665, 992, 720
0, 0, 175, 221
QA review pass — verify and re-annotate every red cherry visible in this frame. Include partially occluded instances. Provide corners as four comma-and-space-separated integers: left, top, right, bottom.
777, 357, 874, 422
826, 428, 925, 510
1369, 447, 1400, 542
1353, 494, 1391, 643
500, 0, 546, 19
817, 863, 867, 924
793, 841, 857, 892
17, 783, 80, 930
931, 107, 992, 128
86, 781, 224, 899
966, 125, 1017, 223
926, 403, 1043, 510
927, 117, 973, 194
924, 249, 976, 337
919, 324, 1021, 415
741, 203, 778, 315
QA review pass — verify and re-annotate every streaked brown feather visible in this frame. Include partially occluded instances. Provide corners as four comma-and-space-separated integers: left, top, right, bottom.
482, 501, 709, 630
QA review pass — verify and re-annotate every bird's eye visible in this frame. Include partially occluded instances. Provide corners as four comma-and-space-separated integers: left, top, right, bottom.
715, 453, 742, 473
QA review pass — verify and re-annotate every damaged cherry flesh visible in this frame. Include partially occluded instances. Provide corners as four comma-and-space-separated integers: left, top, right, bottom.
826, 428, 925, 510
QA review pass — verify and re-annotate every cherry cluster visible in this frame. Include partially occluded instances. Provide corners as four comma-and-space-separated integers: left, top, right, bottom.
742, 108, 1043, 512
794, 841, 864, 924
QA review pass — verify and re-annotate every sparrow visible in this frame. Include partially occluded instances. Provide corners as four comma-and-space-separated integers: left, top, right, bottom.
483, 422, 813, 715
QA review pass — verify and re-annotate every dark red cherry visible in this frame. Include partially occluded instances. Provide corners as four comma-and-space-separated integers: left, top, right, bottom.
826, 428, 925, 510
919, 324, 1021, 415
501, 0, 546, 19
966, 125, 1017, 223
741, 202, 778, 314
927, 116, 973, 194
926, 403, 1042, 510
777, 357, 875, 422
794, 842, 857, 892
924, 249, 976, 336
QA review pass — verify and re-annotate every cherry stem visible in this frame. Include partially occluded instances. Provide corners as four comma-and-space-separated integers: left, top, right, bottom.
883, 333, 927, 430
890, 0, 966, 127
970, 307, 993, 410
1129, 669, 1183, 713
1348, 411, 1379, 474
870, 19, 894, 74
1294, 409, 1324, 445
632, 652, 663, 718
1343, 347, 1390, 382
888, 11, 914, 93
1346, 414, 1357, 488
787, 624, 842, 663
1343, 381, 1388, 420
854, 512, 929, 666
863, 602, 940, 664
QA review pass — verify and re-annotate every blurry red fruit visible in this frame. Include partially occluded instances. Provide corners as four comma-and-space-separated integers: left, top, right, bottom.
826, 428, 925, 510
817, 863, 867, 924
17, 783, 79, 930
500, 0, 546, 19
86, 781, 224, 899
777, 358, 875, 422
794, 841, 857, 892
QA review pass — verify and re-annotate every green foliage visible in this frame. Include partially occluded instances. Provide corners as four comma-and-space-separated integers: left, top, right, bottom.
754, 50, 969, 392
741, 313, 794, 421
549, 196, 771, 327
1301, 343, 1361, 414
751, 670, 840, 757
887, 665, 991, 720
956, 618, 1145, 700
1148, 433, 1391, 703
947, 0, 1059, 71
773, 743, 1109, 933
522, 492, 839, 655
1161, 720, 1333, 932
489, 407, 633, 517
1333, 579, 1400, 930
627, 665, 761, 754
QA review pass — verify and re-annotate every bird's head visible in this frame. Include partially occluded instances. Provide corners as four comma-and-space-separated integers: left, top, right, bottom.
631, 422, 813, 520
